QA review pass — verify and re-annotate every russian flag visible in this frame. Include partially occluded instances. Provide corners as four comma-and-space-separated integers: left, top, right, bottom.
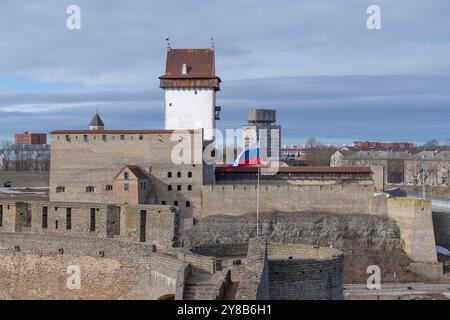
227, 145, 261, 170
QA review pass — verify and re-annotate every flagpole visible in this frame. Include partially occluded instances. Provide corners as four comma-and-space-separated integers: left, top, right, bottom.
256, 164, 260, 237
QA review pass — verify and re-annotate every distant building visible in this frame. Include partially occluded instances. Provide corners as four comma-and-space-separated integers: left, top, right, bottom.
352, 141, 414, 151
89, 113, 105, 130
242, 109, 281, 159
14, 132, 47, 145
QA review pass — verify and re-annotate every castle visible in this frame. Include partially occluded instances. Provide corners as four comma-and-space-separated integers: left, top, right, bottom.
0, 46, 444, 300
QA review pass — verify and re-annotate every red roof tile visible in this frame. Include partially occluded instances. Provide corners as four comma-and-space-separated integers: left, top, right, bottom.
159, 49, 220, 80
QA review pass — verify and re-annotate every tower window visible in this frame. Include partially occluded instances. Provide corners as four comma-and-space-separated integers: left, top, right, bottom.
186, 201, 191, 207
66, 208, 72, 230
188, 172, 192, 178
187, 185, 192, 191
177, 172, 182, 178
168, 185, 172, 191
167, 172, 172, 178
177, 185, 181, 191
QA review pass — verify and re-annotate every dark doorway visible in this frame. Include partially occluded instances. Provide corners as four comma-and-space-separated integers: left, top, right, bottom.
140, 210, 146, 242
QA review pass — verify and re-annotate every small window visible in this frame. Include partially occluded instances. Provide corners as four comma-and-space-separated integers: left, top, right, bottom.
86, 186, 96, 193
42, 207, 48, 229
139, 135, 143, 140
105, 185, 113, 191
56, 186, 65, 193
120, 135, 125, 140
83, 135, 88, 142
168, 185, 172, 191
66, 208, 72, 230
161, 201, 166, 205
174, 201, 178, 206
169, 103, 172, 107
177, 185, 181, 191
124, 172, 129, 180
188, 172, 192, 178
177, 172, 182, 178
0, 205, 3, 227
102, 135, 107, 142
65, 135, 70, 142
187, 185, 192, 191
167, 172, 172, 178
55, 221, 58, 229
90, 208, 96, 232
186, 201, 191, 207
194, 90, 198, 95
124, 183, 129, 191
140, 182, 147, 190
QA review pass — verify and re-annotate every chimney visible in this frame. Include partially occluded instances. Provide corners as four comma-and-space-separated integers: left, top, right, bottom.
181, 63, 187, 75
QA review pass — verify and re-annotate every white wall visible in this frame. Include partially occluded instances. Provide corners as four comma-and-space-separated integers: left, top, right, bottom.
164, 89, 216, 141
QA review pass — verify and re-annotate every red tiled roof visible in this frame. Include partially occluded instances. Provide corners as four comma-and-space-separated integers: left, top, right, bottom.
115, 165, 149, 180
50, 129, 197, 134
215, 165, 372, 174
159, 49, 220, 80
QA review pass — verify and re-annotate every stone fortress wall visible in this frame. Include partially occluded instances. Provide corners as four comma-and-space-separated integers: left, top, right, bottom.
201, 183, 374, 217
236, 238, 344, 300
49, 130, 206, 226
0, 233, 184, 300
0, 171, 49, 188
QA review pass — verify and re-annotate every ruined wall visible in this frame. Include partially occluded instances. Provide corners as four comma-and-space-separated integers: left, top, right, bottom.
235, 239, 344, 300
201, 183, 374, 217
119, 204, 180, 252
0, 233, 183, 300
0, 171, 49, 188
0, 200, 180, 254
235, 238, 270, 300
267, 242, 344, 300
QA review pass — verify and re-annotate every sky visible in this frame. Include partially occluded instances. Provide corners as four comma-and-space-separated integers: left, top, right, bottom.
0, 0, 449, 145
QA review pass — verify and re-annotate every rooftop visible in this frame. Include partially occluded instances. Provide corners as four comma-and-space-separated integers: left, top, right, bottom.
159, 48, 220, 80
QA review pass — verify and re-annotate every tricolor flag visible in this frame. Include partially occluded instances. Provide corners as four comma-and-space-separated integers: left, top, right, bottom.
227, 145, 261, 170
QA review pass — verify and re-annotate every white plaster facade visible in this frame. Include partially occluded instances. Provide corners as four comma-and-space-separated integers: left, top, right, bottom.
164, 88, 216, 141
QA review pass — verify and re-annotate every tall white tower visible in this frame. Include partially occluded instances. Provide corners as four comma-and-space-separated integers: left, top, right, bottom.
159, 48, 221, 141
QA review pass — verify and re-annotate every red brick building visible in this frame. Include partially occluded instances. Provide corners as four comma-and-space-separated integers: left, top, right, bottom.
14, 132, 47, 145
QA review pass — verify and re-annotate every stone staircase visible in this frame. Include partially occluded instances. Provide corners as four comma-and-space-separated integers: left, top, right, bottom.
183, 269, 218, 300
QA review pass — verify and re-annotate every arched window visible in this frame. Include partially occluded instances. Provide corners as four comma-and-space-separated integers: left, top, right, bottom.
56, 186, 65, 193
177, 172, 182, 178
167, 172, 172, 178
124, 172, 129, 180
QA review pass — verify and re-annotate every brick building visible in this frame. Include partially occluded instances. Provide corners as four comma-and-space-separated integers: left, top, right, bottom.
14, 132, 47, 145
